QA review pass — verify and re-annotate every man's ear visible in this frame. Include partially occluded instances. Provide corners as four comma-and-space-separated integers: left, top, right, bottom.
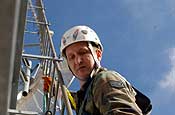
96, 49, 102, 61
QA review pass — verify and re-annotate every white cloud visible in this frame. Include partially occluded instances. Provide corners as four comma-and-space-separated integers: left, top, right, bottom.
150, 48, 175, 115
159, 48, 175, 92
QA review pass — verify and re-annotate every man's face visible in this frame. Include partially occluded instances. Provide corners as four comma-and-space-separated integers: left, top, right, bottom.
65, 42, 95, 81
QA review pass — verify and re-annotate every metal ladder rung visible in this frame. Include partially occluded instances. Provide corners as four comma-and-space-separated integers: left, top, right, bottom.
26, 20, 50, 25
22, 53, 63, 61
28, 5, 45, 10
24, 43, 40, 47
25, 31, 38, 34
8, 109, 39, 115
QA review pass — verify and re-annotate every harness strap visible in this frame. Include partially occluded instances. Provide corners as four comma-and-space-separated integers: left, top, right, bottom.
65, 87, 77, 110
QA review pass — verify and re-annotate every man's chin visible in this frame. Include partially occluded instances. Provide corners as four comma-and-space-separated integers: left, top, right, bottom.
76, 75, 89, 81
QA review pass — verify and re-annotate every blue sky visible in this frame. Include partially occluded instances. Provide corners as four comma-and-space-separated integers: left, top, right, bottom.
43, 0, 175, 114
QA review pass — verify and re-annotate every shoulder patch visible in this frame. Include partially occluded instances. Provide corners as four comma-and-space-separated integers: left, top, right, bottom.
108, 80, 124, 89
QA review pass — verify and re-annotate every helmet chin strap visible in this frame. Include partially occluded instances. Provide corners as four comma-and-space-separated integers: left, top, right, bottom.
87, 42, 101, 67
87, 42, 101, 78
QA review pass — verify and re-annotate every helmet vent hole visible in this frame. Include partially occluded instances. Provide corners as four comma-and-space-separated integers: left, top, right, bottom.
81, 30, 88, 34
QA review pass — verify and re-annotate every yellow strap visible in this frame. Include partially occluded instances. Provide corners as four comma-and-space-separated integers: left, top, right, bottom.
65, 88, 76, 110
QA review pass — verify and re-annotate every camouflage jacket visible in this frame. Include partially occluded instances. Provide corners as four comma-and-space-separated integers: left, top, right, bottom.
72, 68, 150, 115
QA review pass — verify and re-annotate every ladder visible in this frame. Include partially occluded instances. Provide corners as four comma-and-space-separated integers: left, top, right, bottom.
8, 0, 74, 114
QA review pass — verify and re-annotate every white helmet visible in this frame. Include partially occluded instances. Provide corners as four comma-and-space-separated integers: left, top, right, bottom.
60, 25, 103, 56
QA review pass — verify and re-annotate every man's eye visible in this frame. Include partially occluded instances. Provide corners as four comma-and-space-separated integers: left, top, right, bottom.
79, 51, 86, 55
68, 55, 75, 60
79, 50, 88, 55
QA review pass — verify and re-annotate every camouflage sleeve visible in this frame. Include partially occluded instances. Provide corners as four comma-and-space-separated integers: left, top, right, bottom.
92, 70, 143, 115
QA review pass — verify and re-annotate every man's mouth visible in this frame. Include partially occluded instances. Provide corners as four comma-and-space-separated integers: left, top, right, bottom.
77, 66, 86, 71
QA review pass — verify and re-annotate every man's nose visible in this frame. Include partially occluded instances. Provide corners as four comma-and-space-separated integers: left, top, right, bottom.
75, 56, 82, 65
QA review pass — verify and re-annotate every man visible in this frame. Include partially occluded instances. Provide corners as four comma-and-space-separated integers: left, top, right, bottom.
60, 25, 152, 115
